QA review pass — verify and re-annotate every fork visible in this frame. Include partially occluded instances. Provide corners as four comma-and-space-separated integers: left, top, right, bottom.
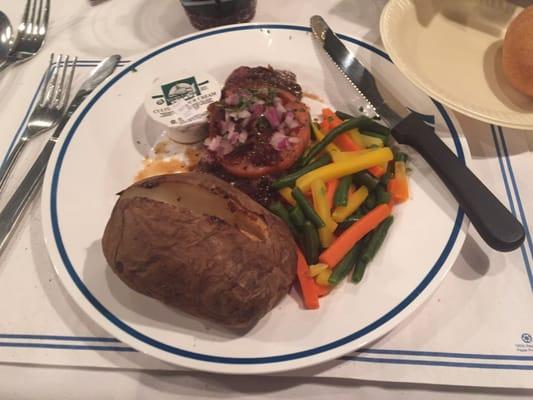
0, 53, 76, 191
0, 0, 50, 73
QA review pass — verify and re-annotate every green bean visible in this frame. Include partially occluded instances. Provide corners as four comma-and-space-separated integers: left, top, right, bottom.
352, 216, 394, 283
395, 151, 409, 162
335, 111, 391, 137
380, 171, 393, 186
292, 187, 325, 228
289, 205, 306, 229
363, 191, 376, 210
302, 221, 320, 265
269, 202, 295, 232
272, 154, 331, 189
335, 214, 359, 235
362, 216, 394, 263
310, 122, 323, 140
328, 242, 363, 286
358, 120, 391, 137
353, 171, 379, 191
334, 175, 352, 207
352, 258, 368, 283
375, 187, 392, 205
359, 204, 370, 215
334, 208, 366, 235
301, 118, 370, 166
334, 110, 355, 121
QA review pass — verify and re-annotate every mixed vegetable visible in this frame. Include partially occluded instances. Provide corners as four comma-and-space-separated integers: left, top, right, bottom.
269, 108, 410, 309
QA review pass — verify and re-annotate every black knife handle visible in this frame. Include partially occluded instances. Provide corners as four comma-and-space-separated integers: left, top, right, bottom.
393, 114, 524, 252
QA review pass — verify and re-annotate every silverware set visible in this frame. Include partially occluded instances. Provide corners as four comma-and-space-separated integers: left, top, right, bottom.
0, 0, 51, 73
0, 0, 122, 253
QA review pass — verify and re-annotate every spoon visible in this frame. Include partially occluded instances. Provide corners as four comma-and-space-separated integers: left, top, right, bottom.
0, 11, 13, 67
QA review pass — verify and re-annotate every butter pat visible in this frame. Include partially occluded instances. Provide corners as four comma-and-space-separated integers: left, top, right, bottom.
145, 72, 221, 143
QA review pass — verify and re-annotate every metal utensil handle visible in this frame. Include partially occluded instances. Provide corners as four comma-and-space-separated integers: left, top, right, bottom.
0, 136, 28, 191
0, 61, 10, 74
0, 140, 54, 253
393, 114, 525, 252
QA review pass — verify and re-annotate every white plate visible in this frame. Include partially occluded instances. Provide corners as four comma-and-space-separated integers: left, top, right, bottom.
41, 23, 468, 374
380, 0, 533, 130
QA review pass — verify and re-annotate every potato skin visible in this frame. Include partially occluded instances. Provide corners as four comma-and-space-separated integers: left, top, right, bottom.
102, 173, 297, 330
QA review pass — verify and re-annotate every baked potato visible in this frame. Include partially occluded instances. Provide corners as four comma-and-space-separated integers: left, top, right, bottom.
102, 172, 297, 330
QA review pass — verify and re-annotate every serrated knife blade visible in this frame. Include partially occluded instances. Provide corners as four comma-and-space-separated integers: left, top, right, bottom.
310, 15, 524, 252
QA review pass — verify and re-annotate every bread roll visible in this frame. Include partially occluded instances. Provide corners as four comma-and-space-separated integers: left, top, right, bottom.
502, 6, 533, 97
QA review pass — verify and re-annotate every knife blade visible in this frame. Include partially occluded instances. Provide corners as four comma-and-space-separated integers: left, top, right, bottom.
0, 55, 121, 254
310, 15, 524, 252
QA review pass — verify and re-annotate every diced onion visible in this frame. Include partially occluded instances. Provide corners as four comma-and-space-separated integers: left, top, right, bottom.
238, 131, 248, 143
270, 131, 290, 151
237, 110, 252, 119
224, 93, 240, 105
265, 106, 281, 128
273, 96, 286, 115
205, 135, 222, 151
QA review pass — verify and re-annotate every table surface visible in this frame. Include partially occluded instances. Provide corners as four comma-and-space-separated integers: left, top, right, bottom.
0, 0, 532, 398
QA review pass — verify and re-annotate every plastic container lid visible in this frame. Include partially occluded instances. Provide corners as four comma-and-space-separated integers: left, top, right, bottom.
144, 71, 221, 143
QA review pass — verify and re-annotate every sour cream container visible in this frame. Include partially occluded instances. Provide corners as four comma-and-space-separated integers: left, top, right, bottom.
144, 71, 221, 143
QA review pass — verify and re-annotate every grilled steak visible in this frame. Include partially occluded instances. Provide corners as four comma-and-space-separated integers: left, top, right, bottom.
222, 66, 303, 101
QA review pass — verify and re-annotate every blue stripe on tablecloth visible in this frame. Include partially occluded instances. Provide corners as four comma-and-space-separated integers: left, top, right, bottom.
491, 125, 533, 291
357, 348, 533, 361
497, 127, 533, 266
0, 334, 120, 342
340, 356, 533, 370
0, 342, 135, 351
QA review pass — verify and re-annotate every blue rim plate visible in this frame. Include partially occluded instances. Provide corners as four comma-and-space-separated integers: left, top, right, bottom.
41, 23, 469, 374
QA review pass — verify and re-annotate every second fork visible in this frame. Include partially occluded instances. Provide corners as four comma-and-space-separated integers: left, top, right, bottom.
0, 54, 76, 191
0, 0, 50, 73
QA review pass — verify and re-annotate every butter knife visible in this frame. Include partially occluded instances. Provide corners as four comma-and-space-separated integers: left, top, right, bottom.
0, 55, 121, 254
310, 16, 524, 252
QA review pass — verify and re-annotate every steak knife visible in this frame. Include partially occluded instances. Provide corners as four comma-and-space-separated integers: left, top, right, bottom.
0, 55, 121, 254
310, 15, 524, 252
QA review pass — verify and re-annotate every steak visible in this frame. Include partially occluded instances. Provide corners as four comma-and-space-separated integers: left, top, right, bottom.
222, 66, 303, 101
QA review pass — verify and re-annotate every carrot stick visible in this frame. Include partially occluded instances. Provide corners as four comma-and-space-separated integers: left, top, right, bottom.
368, 165, 386, 178
320, 119, 330, 134
326, 179, 339, 210
388, 177, 409, 203
314, 283, 332, 297
322, 108, 337, 121
388, 161, 409, 203
322, 108, 342, 133
323, 108, 341, 126
296, 248, 320, 309
320, 108, 335, 133
319, 204, 392, 267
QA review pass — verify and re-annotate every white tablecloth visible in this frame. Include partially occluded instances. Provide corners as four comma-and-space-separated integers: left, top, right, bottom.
0, 0, 532, 398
